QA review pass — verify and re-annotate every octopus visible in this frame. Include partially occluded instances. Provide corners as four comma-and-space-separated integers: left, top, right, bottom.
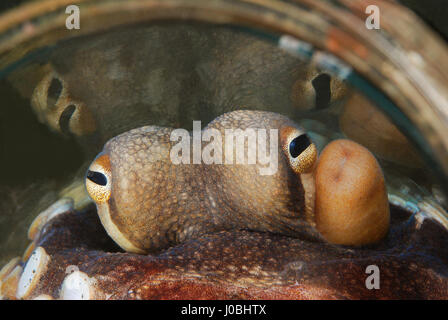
1, 24, 354, 268
1, 110, 447, 300
8, 25, 350, 157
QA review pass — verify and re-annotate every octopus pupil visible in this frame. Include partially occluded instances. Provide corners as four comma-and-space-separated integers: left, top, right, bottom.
59, 105, 76, 136
289, 134, 311, 158
87, 170, 107, 186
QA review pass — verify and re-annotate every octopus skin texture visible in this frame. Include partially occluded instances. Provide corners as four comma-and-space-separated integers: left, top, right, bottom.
85, 110, 389, 254
1, 203, 447, 300
1, 110, 447, 299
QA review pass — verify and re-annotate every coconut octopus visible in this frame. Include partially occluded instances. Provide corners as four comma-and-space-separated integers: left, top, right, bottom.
1, 25, 447, 300
1, 109, 448, 300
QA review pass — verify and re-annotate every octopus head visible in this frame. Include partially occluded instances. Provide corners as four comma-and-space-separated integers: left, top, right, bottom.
86, 110, 389, 254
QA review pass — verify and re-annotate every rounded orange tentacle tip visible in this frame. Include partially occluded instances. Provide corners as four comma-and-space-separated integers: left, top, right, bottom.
314, 139, 390, 246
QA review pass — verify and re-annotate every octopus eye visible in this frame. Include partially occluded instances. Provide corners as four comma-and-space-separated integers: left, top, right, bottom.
85, 154, 111, 203
289, 134, 312, 158
87, 170, 107, 186
281, 127, 318, 174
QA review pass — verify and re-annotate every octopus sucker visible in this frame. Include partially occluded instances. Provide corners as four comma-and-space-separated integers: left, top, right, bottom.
22, 242, 36, 262
0, 257, 22, 299
27, 198, 74, 241
0, 10, 444, 301
33, 294, 54, 300
0, 265, 22, 300
1, 202, 447, 299
60, 270, 103, 300
0, 257, 20, 282
1, 110, 446, 300
16, 246, 50, 300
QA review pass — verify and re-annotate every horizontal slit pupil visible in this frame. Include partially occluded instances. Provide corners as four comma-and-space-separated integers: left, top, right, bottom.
87, 170, 107, 186
289, 134, 311, 158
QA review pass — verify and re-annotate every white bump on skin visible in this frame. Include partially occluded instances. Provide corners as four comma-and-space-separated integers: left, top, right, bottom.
119, 176, 129, 190
60, 271, 94, 300
28, 198, 74, 240
16, 246, 50, 299
33, 294, 54, 300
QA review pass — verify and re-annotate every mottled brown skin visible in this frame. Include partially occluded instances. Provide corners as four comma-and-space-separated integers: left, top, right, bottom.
92, 111, 320, 253
15, 204, 448, 299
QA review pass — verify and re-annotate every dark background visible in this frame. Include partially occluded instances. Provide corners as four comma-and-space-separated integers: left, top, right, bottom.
400, 0, 447, 40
